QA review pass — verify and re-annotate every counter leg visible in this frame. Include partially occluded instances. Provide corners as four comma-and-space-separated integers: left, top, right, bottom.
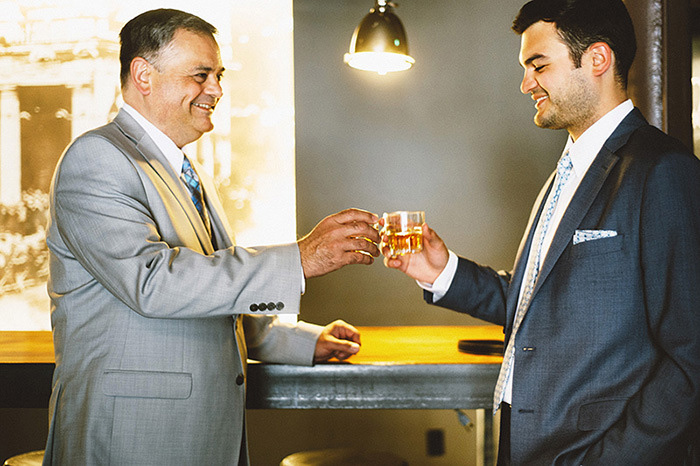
475, 409, 496, 466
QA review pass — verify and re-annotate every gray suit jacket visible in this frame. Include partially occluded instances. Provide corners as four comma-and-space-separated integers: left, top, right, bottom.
44, 110, 322, 465
429, 109, 700, 465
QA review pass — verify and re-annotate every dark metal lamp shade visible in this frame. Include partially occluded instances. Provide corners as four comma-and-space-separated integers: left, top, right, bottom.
344, 0, 414, 75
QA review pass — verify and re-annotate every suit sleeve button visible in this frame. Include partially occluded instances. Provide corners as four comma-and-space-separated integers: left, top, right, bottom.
236, 374, 245, 385
276, 302, 284, 310
267, 302, 276, 311
259, 302, 267, 311
249, 304, 258, 312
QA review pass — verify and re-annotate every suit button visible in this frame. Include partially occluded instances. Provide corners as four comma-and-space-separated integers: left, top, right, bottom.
267, 302, 276, 311
236, 374, 245, 386
249, 303, 258, 312
276, 302, 284, 310
259, 302, 268, 311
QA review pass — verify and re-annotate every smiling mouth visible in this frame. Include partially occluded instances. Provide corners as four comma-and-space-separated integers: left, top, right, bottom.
534, 95, 548, 107
192, 102, 215, 112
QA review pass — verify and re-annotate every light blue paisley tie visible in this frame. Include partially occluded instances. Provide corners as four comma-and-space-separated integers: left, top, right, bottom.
493, 151, 574, 413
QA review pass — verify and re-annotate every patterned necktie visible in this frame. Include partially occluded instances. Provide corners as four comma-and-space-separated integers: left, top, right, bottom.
493, 151, 574, 413
181, 155, 211, 233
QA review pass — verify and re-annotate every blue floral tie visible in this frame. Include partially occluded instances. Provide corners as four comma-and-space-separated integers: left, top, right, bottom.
493, 151, 574, 413
181, 155, 211, 233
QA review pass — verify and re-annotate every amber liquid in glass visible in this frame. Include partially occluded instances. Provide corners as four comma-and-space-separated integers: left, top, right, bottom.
384, 226, 423, 257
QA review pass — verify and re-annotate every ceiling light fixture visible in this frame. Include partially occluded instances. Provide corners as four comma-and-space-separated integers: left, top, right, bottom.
343, 0, 414, 75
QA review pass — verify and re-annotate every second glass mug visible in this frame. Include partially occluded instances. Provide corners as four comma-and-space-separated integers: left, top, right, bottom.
379, 211, 425, 258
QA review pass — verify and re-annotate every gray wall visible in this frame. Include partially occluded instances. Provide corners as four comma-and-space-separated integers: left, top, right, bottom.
293, 0, 566, 327
248, 2, 569, 465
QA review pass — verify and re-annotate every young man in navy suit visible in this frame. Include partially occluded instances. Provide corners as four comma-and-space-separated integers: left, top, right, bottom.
384, 0, 700, 464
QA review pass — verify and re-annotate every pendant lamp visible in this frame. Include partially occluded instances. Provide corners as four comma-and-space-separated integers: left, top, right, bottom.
344, 0, 414, 75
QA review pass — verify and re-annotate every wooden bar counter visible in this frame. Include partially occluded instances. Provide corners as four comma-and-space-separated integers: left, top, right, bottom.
1, 326, 503, 409
0, 326, 503, 407
247, 325, 503, 410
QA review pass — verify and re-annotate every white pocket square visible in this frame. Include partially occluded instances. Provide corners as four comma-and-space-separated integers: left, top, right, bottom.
573, 229, 617, 245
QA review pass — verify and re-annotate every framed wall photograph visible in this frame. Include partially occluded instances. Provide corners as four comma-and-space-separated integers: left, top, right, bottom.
0, 0, 297, 329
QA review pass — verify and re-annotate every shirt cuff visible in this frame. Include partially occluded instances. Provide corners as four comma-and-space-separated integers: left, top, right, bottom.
296, 244, 306, 295
416, 250, 458, 302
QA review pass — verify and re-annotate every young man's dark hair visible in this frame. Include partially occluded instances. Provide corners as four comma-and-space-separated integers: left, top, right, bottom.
118, 8, 218, 87
512, 0, 636, 89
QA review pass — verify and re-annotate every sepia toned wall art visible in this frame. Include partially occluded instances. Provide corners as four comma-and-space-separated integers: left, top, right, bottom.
0, 0, 297, 329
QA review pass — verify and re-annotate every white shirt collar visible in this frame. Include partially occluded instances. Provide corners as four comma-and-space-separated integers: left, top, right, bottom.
121, 103, 185, 175
562, 99, 634, 178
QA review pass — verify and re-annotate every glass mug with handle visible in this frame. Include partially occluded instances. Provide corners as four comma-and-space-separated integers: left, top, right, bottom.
379, 211, 425, 258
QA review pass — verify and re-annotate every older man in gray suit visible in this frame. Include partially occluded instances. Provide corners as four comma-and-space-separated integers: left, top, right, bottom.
43, 9, 380, 465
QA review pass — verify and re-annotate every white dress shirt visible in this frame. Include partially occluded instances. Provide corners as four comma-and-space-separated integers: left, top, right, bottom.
122, 104, 187, 174
421, 99, 634, 404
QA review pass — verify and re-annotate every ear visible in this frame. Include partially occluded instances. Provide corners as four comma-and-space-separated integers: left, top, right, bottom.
587, 42, 613, 78
129, 57, 153, 96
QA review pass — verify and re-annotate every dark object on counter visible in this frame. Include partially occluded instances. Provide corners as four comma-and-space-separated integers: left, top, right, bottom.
458, 339, 504, 356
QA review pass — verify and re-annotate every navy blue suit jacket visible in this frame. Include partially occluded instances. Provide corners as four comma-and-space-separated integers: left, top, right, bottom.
428, 108, 700, 465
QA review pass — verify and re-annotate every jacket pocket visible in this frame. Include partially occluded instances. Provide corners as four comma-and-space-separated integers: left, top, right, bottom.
102, 369, 192, 399
571, 234, 624, 259
577, 398, 628, 431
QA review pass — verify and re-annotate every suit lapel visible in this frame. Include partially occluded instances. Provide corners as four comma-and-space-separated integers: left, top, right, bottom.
112, 110, 216, 253
532, 108, 648, 297
533, 149, 618, 295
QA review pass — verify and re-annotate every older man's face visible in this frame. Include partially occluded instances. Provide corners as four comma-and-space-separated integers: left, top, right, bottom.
146, 29, 225, 148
